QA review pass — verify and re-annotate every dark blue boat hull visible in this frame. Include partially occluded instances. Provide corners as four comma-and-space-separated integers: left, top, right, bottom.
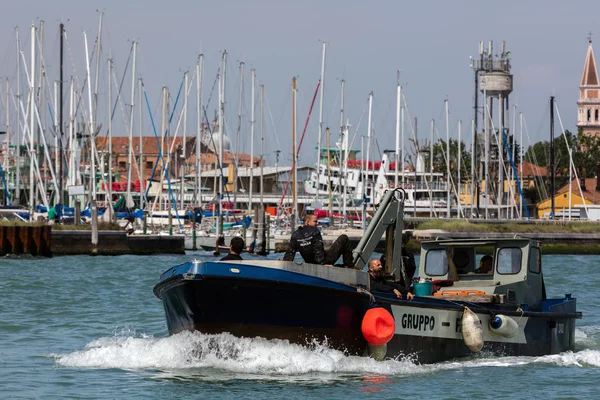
154, 261, 373, 354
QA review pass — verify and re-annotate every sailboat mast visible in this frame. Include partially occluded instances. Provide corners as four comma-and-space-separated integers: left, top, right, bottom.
234, 62, 244, 211
107, 58, 113, 221
458, 120, 462, 217
58, 23, 64, 207
340, 80, 347, 224
365, 92, 373, 203
363, 92, 373, 231
29, 24, 36, 218
550, 96, 555, 220
15, 27, 21, 206
126, 41, 137, 210
219, 51, 227, 235
519, 112, 523, 219
93, 13, 103, 177
291, 77, 297, 229
445, 99, 450, 218
315, 42, 327, 201
181, 71, 188, 211
138, 77, 144, 211
259, 84, 264, 210
326, 127, 332, 225
5, 79, 9, 197
84, 32, 95, 202
195, 54, 204, 208
430, 119, 434, 217
248, 69, 255, 215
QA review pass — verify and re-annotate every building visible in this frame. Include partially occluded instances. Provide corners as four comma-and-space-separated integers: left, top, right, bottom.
577, 39, 600, 137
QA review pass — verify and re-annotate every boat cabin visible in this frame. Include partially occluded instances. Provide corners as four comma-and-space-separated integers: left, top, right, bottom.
419, 238, 546, 310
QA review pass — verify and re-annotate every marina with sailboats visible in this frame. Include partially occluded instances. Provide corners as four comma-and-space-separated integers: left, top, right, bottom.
1, 13, 600, 257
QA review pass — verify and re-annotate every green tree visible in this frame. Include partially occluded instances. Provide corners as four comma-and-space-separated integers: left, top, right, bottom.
431, 138, 472, 186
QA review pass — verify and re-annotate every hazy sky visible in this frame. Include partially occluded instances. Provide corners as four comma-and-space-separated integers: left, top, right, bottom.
0, 0, 597, 166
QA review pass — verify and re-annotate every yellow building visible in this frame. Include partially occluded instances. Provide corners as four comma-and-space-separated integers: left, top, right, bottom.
536, 178, 600, 218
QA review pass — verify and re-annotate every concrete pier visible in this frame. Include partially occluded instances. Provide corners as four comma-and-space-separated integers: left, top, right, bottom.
51, 231, 185, 256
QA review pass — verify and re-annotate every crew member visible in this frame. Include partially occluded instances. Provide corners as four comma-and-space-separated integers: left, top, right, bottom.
368, 258, 414, 300
283, 214, 354, 268
220, 237, 245, 261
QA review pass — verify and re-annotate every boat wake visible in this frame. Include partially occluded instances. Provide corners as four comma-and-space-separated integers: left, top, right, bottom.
52, 327, 600, 379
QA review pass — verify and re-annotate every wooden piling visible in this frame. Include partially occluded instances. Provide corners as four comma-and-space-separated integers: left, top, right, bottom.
0, 226, 8, 256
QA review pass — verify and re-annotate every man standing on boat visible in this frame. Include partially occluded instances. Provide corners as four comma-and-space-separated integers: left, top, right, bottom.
283, 214, 354, 268
220, 237, 245, 261
368, 258, 414, 300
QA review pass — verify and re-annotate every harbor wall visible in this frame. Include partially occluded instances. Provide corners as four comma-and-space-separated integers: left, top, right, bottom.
51, 231, 185, 256
0, 225, 52, 257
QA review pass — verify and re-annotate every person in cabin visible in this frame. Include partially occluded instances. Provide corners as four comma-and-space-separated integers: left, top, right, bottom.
368, 258, 414, 300
220, 237, 245, 261
476, 255, 493, 274
282, 214, 354, 268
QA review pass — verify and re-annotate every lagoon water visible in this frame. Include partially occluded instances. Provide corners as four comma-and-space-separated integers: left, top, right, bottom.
1, 252, 598, 399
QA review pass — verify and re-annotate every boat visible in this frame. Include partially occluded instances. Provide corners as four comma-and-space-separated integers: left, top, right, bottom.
154, 189, 582, 363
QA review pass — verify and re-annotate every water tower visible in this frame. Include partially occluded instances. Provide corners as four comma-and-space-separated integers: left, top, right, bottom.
471, 40, 513, 217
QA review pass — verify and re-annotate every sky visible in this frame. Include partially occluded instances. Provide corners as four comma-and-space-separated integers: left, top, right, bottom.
0, 0, 597, 167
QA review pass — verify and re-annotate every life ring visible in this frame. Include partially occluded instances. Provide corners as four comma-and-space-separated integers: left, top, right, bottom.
433, 290, 486, 297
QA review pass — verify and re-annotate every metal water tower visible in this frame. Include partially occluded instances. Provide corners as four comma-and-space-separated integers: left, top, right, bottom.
471, 40, 513, 218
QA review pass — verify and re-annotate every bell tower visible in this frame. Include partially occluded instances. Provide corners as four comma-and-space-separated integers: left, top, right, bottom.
577, 34, 600, 137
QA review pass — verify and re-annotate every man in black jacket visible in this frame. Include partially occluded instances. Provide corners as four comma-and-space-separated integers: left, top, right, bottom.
220, 237, 245, 261
368, 258, 414, 300
282, 214, 354, 267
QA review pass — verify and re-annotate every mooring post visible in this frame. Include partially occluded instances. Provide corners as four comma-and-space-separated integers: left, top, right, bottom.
91, 200, 98, 253
168, 207, 173, 236
143, 210, 148, 235
74, 200, 81, 225
192, 212, 197, 250
266, 213, 271, 254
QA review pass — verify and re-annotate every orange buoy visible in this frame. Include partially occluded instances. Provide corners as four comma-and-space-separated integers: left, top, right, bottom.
361, 307, 395, 345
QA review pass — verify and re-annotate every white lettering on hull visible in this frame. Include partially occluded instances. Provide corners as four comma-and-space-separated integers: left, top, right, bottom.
390, 305, 528, 344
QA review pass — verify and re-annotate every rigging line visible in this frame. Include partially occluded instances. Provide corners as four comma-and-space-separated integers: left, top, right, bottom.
433, 122, 464, 218
402, 92, 438, 218
263, 88, 283, 161
522, 114, 548, 200
205, 65, 221, 115
142, 85, 184, 229
347, 99, 367, 152
201, 104, 239, 224
111, 43, 133, 121
554, 101, 588, 216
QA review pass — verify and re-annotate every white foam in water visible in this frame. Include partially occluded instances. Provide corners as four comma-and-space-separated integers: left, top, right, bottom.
54, 331, 424, 376
53, 327, 600, 377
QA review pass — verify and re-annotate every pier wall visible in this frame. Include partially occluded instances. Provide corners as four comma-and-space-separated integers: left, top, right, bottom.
0, 225, 52, 257
51, 231, 185, 256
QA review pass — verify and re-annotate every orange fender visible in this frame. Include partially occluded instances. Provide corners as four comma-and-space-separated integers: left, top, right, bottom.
361, 307, 395, 345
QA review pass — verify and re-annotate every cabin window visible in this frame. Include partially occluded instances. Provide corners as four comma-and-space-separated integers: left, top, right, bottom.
497, 247, 522, 274
528, 247, 541, 274
425, 249, 448, 276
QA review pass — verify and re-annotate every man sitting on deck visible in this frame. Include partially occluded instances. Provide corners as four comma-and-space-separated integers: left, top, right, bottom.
282, 214, 354, 268
368, 258, 414, 300
220, 237, 245, 261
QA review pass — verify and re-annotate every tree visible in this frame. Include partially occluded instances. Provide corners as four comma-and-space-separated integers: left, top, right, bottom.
430, 138, 472, 187
525, 129, 600, 188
